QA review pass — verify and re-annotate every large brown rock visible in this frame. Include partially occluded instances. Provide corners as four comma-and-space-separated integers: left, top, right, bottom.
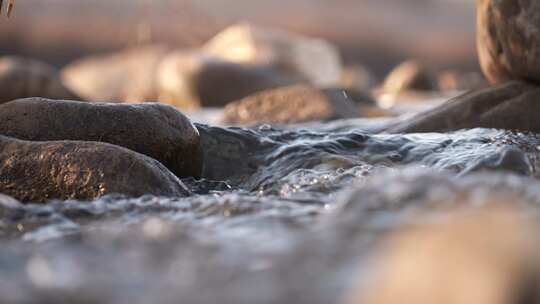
0, 136, 189, 203
203, 23, 343, 86
61, 45, 170, 102
157, 51, 303, 109
0, 98, 202, 178
0, 56, 79, 103
222, 85, 360, 125
477, 0, 540, 84
385, 81, 540, 133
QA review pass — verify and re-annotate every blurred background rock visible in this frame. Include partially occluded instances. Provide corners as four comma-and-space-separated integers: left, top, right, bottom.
0, 0, 477, 80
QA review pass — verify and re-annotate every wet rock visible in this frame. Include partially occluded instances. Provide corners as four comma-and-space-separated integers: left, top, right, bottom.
0, 98, 202, 178
0, 135, 189, 203
196, 124, 271, 185
382, 60, 437, 94
203, 23, 343, 86
61, 45, 170, 102
385, 81, 540, 133
0, 56, 80, 103
222, 85, 359, 125
347, 208, 540, 304
157, 51, 302, 109
477, 0, 540, 84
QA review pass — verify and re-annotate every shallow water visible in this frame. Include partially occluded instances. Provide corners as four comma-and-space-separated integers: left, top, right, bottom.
2, 119, 540, 303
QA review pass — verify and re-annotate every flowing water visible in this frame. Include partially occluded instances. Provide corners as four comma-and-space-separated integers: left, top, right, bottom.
2, 116, 540, 303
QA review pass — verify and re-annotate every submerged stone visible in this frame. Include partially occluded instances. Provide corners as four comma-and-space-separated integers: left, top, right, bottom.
0, 136, 189, 203
0, 98, 202, 178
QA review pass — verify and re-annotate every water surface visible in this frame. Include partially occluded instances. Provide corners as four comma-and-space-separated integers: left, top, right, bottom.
2, 120, 540, 304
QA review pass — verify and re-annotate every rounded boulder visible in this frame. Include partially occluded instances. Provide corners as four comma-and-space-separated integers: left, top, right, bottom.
0, 98, 202, 178
0, 136, 190, 203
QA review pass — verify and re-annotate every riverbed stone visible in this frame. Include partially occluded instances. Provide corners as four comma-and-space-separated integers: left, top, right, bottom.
157, 51, 303, 109
385, 81, 540, 133
222, 85, 360, 125
0, 136, 189, 203
477, 0, 540, 84
0, 98, 202, 178
0, 56, 80, 103
61, 45, 170, 102
203, 23, 343, 86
